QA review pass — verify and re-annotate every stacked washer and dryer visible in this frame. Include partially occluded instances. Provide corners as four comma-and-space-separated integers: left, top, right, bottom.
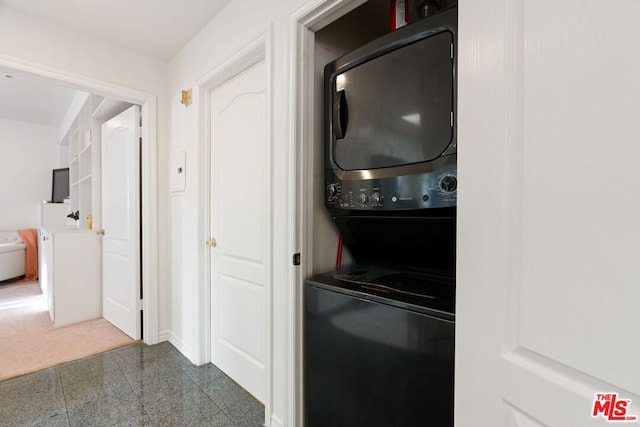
304, 6, 457, 426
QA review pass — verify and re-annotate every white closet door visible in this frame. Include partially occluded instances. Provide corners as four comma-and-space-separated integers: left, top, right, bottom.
210, 59, 269, 403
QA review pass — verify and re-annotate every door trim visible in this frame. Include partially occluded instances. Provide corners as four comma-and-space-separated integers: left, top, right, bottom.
196, 28, 272, 419
0, 54, 160, 344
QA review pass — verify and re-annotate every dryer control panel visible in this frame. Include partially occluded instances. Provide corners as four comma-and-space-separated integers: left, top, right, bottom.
326, 159, 457, 211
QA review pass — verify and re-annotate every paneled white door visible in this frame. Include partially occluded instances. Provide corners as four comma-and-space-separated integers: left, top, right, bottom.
456, 1, 640, 426
210, 59, 269, 402
102, 105, 141, 340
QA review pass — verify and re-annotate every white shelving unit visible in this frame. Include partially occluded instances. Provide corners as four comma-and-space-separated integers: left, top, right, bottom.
62, 94, 132, 230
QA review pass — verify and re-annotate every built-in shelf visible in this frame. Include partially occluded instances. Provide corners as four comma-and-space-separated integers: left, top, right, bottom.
92, 98, 131, 121
71, 174, 92, 187
76, 142, 92, 158
66, 95, 130, 231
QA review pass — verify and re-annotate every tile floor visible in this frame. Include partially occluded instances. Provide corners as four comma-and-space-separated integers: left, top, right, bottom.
0, 342, 265, 426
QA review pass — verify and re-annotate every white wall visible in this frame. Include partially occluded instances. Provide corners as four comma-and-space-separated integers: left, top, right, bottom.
0, 7, 165, 96
0, 5, 171, 338
167, 0, 304, 425
0, 118, 58, 230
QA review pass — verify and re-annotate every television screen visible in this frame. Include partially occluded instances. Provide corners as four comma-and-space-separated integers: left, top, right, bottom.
51, 168, 70, 203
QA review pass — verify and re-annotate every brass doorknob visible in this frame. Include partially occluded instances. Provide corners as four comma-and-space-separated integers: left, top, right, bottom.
206, 237, 217, 247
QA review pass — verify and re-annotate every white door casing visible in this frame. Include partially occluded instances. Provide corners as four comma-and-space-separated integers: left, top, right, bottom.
456, 0, 640, 426
210, 59, 269, 403
102, 105, 141, 340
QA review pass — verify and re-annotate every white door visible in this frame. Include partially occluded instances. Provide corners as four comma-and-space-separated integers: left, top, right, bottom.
210, 59, 269, 402
456, 1, 640, 426
101, 106, 141, 340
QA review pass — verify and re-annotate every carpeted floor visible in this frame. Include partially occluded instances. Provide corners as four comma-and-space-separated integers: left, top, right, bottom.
0, 280, 135, 381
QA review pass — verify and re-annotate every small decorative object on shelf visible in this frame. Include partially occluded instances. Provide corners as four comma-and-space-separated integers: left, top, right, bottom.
67, 210, 80, 228
391, 0, 409, 30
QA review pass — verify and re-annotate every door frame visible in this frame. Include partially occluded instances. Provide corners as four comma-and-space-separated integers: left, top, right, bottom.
195, 28, 273, 416
0, 54, 160, 344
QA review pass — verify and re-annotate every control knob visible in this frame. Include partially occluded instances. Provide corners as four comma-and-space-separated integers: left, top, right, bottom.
358, 193, 369, 205
327, 183, 338, 198
439, 175, 457, 192
370, 192, 381, 204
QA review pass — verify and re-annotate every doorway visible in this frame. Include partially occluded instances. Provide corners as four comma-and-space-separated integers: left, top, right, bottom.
0, 59, 159, 345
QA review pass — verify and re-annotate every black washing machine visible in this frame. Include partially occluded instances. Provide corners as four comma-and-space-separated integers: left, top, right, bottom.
304, 266, 455, 427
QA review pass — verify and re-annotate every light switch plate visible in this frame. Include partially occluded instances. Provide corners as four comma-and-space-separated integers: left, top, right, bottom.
170, 150, 186, 193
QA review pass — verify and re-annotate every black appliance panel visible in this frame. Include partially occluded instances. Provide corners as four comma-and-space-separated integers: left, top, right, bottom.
332, 213, 456, 273
326, 155, 456, 211
331, 30, 454, 171
311, 267, 455, 317
304, 279, 454, 427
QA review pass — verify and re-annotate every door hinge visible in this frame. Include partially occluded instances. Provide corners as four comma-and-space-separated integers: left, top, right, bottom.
293, 253, 301, 266
137, 299, 144, 310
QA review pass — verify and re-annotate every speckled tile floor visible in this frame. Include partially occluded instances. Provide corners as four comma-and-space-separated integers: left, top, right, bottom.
0, 342, 265, 426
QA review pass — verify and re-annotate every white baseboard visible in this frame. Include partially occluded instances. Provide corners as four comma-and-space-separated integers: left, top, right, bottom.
164, 331, 197, 364
158, 330, 171, 342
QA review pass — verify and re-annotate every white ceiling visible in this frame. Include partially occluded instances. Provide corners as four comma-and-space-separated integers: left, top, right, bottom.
1, 0, 232, 61
0, 0, 231, 127
0, 69, 81, 127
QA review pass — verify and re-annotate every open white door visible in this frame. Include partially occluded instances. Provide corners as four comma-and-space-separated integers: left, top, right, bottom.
101, 105, 141, 340
210, 59, 269, 402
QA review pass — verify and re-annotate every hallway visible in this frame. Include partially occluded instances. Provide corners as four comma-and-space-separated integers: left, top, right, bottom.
0, 342, 264, 426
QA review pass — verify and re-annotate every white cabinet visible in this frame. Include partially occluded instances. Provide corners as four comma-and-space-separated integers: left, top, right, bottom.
39, 202, 69, 229
39, 229, 101, 327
